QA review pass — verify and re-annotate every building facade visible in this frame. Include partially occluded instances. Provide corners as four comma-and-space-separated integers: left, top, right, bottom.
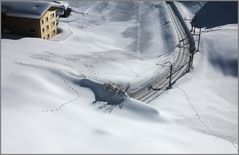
40, 8, 58, 39
2, 1, 59, 39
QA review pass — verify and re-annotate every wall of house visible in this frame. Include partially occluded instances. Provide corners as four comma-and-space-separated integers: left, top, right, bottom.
40, 9, 57, 39
2, 16, 41, 37
2, 7, 58, 40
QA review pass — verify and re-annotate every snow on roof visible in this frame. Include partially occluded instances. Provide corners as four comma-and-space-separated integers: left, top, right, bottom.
52, 1, 69, 9
2, 1, 59, 19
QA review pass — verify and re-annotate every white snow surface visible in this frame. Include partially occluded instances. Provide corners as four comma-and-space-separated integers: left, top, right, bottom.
1, 1, 238, 154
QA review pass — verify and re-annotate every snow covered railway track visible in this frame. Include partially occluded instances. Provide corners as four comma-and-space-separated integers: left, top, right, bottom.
129, 2, 194, 103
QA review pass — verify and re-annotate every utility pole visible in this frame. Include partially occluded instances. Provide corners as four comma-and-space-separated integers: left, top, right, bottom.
168, 63, 173, 89
197, 28, 202, 52
156, 62, 173, 89
193, 13, 197, 34
188, 51, 195, 73
190, 20, 193, 33
188, 56, 191, 72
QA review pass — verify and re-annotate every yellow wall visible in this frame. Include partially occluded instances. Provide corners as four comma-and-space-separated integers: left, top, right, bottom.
40, 10, 57, 39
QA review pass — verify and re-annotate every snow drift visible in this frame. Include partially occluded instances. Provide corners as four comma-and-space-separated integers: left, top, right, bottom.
1, 1, 238, 154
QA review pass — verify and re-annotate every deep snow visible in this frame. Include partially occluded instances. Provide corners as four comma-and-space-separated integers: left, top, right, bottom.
1, 1, 238, 154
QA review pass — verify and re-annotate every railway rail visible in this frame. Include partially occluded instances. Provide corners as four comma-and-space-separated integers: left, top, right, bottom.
128, 1, 196, 103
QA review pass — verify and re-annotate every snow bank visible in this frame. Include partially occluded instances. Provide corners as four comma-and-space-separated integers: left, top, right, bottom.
51, 23, 73, 41
119, 98, 160, 121
175, 1, 205, 29
201, 24, 238, 76
59, 74, 161, 121
175, 1, 205, 19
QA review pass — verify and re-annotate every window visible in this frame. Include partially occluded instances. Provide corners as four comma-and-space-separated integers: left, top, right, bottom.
47, 34, 50, 39
46, 17, 48, 22
51, 21, 55, 27
41, 19, 44, 24
50, 13, 54, 19
43, 37, 45, 39
46, 25, 49, 30
52, 30, 56, 35
42, 28, 45, 32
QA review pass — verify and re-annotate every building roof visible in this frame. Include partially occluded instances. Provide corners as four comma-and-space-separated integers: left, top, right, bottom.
2, 1, 59, 19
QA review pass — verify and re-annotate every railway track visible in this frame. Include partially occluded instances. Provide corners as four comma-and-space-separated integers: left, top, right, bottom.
128, 2, 194, 103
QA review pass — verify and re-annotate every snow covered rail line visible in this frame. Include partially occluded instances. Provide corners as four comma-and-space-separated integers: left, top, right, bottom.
129, 1, 196, 103
167, 1, 196, 54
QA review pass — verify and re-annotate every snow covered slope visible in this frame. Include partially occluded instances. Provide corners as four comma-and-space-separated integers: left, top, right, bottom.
1, 1, 238, 154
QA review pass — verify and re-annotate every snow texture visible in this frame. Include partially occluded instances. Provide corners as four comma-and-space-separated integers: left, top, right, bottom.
1, 1, 238, 154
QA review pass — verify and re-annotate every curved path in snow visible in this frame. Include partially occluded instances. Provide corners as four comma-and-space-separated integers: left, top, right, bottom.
129, 2, 195, 103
